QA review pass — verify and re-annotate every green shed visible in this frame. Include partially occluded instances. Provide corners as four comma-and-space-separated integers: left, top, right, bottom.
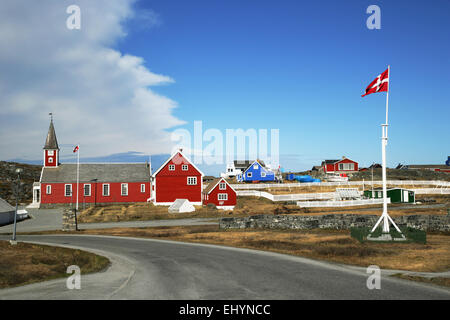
364, 188, 415, 203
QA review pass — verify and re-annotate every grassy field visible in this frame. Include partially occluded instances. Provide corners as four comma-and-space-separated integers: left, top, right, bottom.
77, 195, 449, 223
35, 225, 450, 273
0, 241, 110, 288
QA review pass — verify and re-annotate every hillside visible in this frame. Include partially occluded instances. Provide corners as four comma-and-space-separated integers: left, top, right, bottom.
351, 168, 450, 181
0, 161, 41, 205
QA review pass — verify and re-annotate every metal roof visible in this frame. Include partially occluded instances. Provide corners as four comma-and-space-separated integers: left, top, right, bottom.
41, 163, 151, 183
43, 120, 59, 149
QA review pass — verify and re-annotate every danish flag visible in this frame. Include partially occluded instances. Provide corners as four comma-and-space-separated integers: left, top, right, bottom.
73, 145, 79, 153
362, 68, 389, 97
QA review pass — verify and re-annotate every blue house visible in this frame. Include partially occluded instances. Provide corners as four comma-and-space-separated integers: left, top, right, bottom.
236, 160, 276, 182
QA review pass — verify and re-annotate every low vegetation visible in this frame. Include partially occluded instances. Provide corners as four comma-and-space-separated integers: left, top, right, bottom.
391, 274, 450, 288
37, 225, 450, 273
0, 241, 109, 288
77, 194, 449, 224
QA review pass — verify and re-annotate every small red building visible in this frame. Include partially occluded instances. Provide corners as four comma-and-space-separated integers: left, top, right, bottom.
321, 157, 358, 173
151, 151, 204, 205
202, 178, 236, 210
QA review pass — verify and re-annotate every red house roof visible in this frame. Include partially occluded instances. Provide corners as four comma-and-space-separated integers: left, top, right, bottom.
152, 150, 204, 177
203, 178, 236, 195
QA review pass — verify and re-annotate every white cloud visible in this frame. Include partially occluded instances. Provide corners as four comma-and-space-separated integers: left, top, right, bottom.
0, 0, 184, 160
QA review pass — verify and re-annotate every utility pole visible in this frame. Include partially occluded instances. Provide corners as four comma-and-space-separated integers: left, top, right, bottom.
11, 168, 23, 243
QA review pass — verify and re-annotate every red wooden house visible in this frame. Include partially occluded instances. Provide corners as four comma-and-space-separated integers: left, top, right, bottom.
202, 178, 236, 210
321, 157, 358, 173
151, 151, 204, 205
32, 118, 151, 208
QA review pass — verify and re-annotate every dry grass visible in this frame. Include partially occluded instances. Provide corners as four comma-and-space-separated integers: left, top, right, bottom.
77, 195, 449, 224
37, 226, 450, 273
78, 203, 241, 223
0, 241, 109, 288
391, 274, 450, 288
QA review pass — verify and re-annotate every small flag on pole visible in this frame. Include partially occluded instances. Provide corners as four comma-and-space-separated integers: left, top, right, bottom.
362, 68, 389, 97
73, 145, 79, 153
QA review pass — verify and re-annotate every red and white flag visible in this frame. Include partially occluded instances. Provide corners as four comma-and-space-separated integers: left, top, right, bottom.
73, 145, 79, 153
362, 68, 389, 97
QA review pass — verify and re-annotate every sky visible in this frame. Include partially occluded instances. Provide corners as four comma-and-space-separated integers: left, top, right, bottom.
0, 0, 449, 175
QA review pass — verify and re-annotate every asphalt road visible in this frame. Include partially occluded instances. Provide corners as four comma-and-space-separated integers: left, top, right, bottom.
0, 208, 217, 234
0, 234, 449, 300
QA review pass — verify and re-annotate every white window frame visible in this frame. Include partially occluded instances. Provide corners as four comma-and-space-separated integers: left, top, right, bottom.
218, 193, 228, 201
121, 183, 128, 196
65, 184, 72, 197
182, 164, 188, 171
253, 164, 258, 169
219, 182, 226, 190
261, 172, 266, 177
46, 185, 51, 195
141, 184, 145, 193
84, 184, 91, 196
339, 163, 354, 170
168, 164, 175, 171
247, 172, 252, 178
48, 157, 53, 163
103, 184, 110, 196
48, 150, 54, 156
187, 177, 197, 185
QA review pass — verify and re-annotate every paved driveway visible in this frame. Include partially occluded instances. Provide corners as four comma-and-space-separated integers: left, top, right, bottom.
0, 208, 217, 234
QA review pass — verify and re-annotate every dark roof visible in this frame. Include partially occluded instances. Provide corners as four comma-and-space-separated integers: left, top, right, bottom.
203, 178, 224, 194
234, 160, 253, 169
323, 159, 340, 164
43, 120, 59, 149
0, 197, 14, 213
41, 163, 150, 183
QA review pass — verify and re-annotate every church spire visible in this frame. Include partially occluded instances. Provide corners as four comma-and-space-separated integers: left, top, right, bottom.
43, 113, 59, 150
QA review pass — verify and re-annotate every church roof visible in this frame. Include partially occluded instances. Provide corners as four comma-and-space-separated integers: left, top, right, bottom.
43, 120, 59, 150
41, 163, 151, 183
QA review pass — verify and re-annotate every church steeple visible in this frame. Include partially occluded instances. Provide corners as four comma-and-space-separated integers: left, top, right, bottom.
43, 113, 59, 167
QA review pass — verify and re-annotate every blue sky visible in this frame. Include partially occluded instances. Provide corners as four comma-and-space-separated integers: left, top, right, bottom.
117, 0, 450, 170
1, 0, 449, 175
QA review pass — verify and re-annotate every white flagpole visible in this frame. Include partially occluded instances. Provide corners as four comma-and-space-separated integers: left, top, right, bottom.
370, 65, 402, 234
76, 144, 79, 211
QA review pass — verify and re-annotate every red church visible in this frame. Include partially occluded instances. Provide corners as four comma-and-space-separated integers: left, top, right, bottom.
202, 178, 236, 210
151, 151, 204, 205
31, 118, 151, 208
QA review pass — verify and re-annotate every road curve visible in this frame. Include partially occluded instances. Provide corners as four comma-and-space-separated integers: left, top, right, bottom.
0, 234, 449, 300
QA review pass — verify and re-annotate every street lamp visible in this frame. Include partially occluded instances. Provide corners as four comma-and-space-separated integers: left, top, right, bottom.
12, 168, 23, 242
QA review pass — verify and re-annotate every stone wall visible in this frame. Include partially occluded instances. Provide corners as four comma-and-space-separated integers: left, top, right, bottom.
219, 214, 450, 232
62, 209, 78, 231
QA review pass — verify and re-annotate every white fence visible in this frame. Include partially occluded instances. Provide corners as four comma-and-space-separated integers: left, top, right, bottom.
237, 188, 449, 202
236, 190, 335, 201
297, 198, 390, 208
230, 180, 450, 189
413, 188, 450, 195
